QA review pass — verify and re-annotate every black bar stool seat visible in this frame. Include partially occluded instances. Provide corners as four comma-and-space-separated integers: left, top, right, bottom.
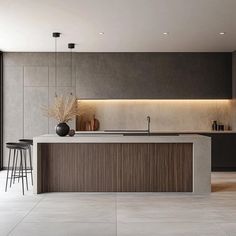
19, 139, 33, 146
6, 142, 29, 149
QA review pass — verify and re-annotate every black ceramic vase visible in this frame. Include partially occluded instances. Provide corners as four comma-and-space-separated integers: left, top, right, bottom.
56, 123, 70, 136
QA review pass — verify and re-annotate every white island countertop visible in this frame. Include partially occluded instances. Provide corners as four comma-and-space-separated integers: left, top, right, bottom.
75, 130, 236, 134
34, 133, 210, 144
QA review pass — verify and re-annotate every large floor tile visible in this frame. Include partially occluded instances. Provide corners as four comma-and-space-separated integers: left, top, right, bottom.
117, 207, 223, 223
0, 211, 28, 223
117, 194, 224, 223
117, 222, 227, 236
218, 223, 236, 236
0, 222, 18, 236
23, 193, 116, 223
8, 222, 116, 236
0, 200, 41, 212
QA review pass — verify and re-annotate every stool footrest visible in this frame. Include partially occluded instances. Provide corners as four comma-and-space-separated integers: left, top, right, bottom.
8, 175, 28, 179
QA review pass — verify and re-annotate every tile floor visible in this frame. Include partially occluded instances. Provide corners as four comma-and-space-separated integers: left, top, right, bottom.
1, 171, 236, 235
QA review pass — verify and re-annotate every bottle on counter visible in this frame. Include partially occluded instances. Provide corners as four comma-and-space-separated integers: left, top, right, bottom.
225, 124, 231, 131
212, 120, 218, 131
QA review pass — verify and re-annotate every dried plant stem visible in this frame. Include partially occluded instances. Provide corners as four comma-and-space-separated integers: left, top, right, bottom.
42, 96, 80, 123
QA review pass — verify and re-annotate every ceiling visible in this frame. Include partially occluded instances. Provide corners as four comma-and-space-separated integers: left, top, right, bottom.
0, 0, 236, 52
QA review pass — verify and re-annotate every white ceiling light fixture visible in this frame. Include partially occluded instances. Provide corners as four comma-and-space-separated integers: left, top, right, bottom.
219, 32, 225, 35
99, 32, 104, 35
163, 32, 169, 35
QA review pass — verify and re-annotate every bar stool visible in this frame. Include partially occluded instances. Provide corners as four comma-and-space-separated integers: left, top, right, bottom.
19, 139, 33, 185
5, 142, 29, 195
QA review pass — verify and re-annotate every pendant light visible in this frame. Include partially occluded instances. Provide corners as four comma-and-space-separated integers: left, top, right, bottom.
52, 32, 61, 97
68, 43, 75, 96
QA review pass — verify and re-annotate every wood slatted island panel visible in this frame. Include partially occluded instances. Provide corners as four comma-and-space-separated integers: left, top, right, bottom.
33, 134, 211, 194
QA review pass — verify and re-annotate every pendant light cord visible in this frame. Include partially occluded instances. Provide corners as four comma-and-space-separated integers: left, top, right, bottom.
55, 37, 57, 97
52, 32, 60, 97
68, 43, 75, 96
71, 48, 73, 96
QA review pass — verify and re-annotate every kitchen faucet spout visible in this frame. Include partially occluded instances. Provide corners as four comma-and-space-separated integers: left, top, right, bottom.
147, 116, 151, 133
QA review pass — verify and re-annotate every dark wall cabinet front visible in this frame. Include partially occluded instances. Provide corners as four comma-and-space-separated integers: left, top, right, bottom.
0, 52, 2, 170
202, 134, 236, 171
232, 51, 236, 98
76, 53, 232, 99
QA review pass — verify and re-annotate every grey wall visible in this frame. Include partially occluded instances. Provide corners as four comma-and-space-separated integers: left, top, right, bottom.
3, 53, 75, 166
80, 100, 233, 131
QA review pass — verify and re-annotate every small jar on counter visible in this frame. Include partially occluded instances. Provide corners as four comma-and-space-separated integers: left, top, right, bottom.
218, 124, 224, 131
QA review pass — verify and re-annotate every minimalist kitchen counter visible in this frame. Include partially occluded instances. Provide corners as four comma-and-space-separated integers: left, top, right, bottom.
34, 133, 210, 142
75, 130, 236, 134
33, 134, 211, 194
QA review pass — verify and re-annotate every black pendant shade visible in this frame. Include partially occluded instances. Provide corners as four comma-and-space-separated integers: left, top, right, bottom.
52, 32, 61, 38
68, 43, 75, 49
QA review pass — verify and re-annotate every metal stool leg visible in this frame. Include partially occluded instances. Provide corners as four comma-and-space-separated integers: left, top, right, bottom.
5, 149, 11, 192
20, 150, 24, 195
23, 150, 28, 191
18, 151, 21, 183
10, 149, 16, 188
29, 146, 33, 185
13, 150, 19, 184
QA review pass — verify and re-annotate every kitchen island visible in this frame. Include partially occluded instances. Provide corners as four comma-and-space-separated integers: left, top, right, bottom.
33, 134, 211, 194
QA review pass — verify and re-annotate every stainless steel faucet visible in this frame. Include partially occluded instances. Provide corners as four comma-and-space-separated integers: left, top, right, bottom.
147, 116, 151, 133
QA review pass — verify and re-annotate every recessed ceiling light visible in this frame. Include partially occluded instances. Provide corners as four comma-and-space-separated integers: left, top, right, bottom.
99, 32, 104, 35
219, 32, 225, 35
163, 32, 169, 35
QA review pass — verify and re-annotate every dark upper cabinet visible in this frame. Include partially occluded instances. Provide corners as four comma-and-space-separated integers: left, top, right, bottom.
232, 51, 236, 98
75, 53, 232, 99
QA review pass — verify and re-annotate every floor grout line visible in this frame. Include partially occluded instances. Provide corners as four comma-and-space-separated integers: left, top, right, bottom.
6, 196, 44, 236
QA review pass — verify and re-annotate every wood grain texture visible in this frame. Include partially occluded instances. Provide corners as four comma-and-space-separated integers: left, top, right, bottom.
118, 143, 192, 192
38, 143, 193, 193
117, 143, 150, 192
149, 143, 193, 192
40, 143, 118, 192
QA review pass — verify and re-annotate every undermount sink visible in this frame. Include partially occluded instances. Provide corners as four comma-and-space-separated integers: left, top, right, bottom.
123, 133, 179, 136
104, 130, 148, 133
104, 130, 179, 136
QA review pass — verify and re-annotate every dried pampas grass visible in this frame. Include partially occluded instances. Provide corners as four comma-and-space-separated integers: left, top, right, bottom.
42, 96, 80, 123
